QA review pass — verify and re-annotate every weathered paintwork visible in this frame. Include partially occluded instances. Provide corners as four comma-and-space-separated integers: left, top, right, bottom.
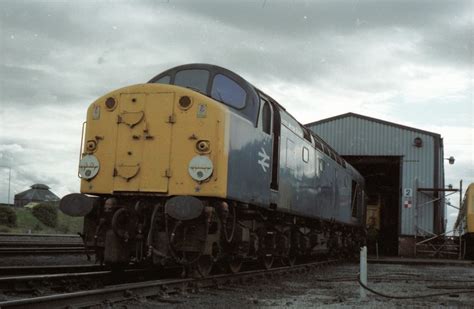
79, 65, 365, 229
227, 104, 365, 226
81, 83, 229, 198
226, 112, 272, 207
274, 111, 363, 225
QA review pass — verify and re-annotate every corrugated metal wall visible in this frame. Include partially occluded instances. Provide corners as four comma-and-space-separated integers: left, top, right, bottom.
307, 114, 442, 236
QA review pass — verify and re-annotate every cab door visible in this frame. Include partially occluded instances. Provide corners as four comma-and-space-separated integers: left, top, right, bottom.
269, 100, 281, 191
259, 97, 280, 191
113, 92, 174, 193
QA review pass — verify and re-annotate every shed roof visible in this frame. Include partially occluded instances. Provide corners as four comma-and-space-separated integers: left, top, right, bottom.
305, 112, 441, 139
14, 184, 59, 202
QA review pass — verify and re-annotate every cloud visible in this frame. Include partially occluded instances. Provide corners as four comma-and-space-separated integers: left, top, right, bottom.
0, 104, 84, 202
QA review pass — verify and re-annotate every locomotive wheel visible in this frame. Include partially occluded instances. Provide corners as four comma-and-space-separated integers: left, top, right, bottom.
261, 255, 274, 270
193, 255, 213, 277
227, 257, 243, 273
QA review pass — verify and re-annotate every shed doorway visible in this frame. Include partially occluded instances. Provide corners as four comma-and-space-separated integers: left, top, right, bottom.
344, 156, 401, 256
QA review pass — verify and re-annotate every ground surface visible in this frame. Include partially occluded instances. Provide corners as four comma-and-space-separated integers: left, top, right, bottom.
120, 262, 474, 308
1, 257, 473, 307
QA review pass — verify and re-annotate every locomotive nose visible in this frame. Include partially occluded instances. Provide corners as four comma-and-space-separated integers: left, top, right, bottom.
81, 83, 227, 198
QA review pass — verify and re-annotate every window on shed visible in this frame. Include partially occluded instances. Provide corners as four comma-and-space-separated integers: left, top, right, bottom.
211, 74, 247, 109
262, 101, 271, 134
175, 69, 209, 93
155, 75, 170, 84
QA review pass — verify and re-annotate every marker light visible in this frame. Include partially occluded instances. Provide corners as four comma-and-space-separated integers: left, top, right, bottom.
86, 140, 97, 152
179, 96, 192, 110
105, 97, 117, 110
196, 140, 210, 153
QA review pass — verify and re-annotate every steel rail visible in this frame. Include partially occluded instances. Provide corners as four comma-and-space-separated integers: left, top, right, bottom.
0, 234, 85, 255
0, 242, 83, 247
0, 259, 339, 309
0, 267, 156, 294
368, 258, 474, 267
0, 247, 89, 255
0, 270, 113, 291
0, 233, 81, 238
0, 265, 105, 276
0, 265, 171, 294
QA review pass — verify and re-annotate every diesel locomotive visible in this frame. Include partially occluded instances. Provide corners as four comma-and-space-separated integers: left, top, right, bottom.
60, 64, 366, 275
455, 183, 474, 259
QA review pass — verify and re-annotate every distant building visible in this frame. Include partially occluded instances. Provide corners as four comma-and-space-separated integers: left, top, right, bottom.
14, 184, 60, 208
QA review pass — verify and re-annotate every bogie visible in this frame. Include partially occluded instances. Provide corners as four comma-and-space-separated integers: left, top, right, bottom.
80, 197, 363, 275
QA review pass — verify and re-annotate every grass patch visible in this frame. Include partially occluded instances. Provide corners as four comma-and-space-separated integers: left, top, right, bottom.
57, 211, 84, 234
0, 207, 83, 235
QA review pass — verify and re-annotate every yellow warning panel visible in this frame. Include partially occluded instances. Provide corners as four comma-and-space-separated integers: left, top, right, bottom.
113, 92, 174, 193
80, 83, 229, 198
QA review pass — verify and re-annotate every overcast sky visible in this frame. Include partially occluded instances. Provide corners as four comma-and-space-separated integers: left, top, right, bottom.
0, 0, 472, 229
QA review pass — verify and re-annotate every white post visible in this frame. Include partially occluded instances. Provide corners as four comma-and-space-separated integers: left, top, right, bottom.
360, 246, 367, 299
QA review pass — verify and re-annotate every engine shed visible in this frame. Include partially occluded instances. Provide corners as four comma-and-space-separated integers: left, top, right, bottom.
306, 113, 446, 257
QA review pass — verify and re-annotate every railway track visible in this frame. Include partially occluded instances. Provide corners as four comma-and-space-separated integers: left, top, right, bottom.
0, 259, 339, 309
0, 264, 105, 276
0, 266, 163, 297
0, 233, 86, 255
0, 269, 113, 292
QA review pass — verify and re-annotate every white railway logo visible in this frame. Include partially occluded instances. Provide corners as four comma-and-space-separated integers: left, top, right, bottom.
258, 147, 270, 172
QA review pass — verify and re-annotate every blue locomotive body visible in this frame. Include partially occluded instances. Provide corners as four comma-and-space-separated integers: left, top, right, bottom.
62, 63, 366, 273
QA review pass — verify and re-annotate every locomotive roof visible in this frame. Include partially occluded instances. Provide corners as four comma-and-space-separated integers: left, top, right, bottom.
148, 63, 261, 125
149, 64, 351, 171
